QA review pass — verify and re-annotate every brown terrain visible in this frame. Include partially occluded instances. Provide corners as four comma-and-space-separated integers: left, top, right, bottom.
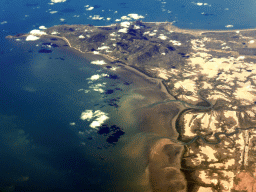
6, 21, 256, 191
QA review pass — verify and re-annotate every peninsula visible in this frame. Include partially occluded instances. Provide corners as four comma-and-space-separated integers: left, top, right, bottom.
6, 21, 256, 192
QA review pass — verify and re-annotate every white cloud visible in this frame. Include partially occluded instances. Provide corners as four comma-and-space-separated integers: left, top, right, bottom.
80, 110, 109, 129
109, 32, 116, 36
134, 25, 141, 29
39, 26, 47, 30
1, 21, 7, 25
78, 89, 90, 93
51, 31, 59, 35
120, 21, 131, 28
26, 35, 40, 41
60, 18, 65, 22
128, 13, 144, 20
118, 28, 128, 33
118, 14, 145, 22
225, 25, 233, 28
110, 67, 119, 71
89, 83, 105, 93
192, 2, 211, 6
144, 31, 156, 36
93, 51, 100, 54
81, 110, 94, 120
29, 29, 47, 36
51, 0, 66, 3
121, 16, 132, 20
87, 74, 108, 81
91, 60, 107, 65
86, 7, 94, 11
50, 11, 58, 14
91, 15, 104, 20
79, 35, 85, 39
170, 40, 182, 46
97, 46, 110, 50
89, 74, 101, 81
158, 34, 167, 40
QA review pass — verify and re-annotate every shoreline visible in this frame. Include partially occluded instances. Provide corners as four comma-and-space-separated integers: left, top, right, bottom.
34, 33, 175, 100
7, 20, 256, 102
163, 22, 256, 36
95, 21, 256, 36
6, 21, 256, 40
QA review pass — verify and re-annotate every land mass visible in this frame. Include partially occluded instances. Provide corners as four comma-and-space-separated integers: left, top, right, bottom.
7, 21, 256, 192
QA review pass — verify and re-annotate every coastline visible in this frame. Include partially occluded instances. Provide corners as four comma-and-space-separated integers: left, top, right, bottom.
5, 20, 256, 191
163, 22, 256, 36
7, 20, 256, 118
95, 21, 256, 36
8, 32, 176, 100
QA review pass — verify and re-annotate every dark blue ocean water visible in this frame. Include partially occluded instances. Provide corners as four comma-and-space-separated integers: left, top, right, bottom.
1, 0, 256, 191
1, 0, 256, 37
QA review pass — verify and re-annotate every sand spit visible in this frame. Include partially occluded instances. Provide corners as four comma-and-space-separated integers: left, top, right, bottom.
149, 138, 186, 192
163, 22, 256, 36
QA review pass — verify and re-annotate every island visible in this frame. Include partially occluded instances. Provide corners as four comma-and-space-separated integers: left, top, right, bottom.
6, 21, 256, 192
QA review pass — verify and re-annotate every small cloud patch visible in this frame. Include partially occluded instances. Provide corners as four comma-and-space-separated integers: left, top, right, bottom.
158, 34, 168, 40
26, 35, 40, 41
80, 110, 109, 129
91, 60, 107, 65
225, 25, 233, 28
128, 13, 144, 20
30, 29, 47, 36
50, 11, 58, 14
39, 26, 47, 30
87, 74, 108, 81
191, 2, 211, 6
89, 15, 104, 20
118, 28, 128, 33
86, 6, 94, 11
51, 0, 66, 3
79, 35, 85, 39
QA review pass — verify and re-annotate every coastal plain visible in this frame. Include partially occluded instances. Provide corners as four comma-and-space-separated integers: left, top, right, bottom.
6, 21, 256, 192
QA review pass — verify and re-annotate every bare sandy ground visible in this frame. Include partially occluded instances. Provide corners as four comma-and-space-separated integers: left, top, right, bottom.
148, 138, 186, 192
